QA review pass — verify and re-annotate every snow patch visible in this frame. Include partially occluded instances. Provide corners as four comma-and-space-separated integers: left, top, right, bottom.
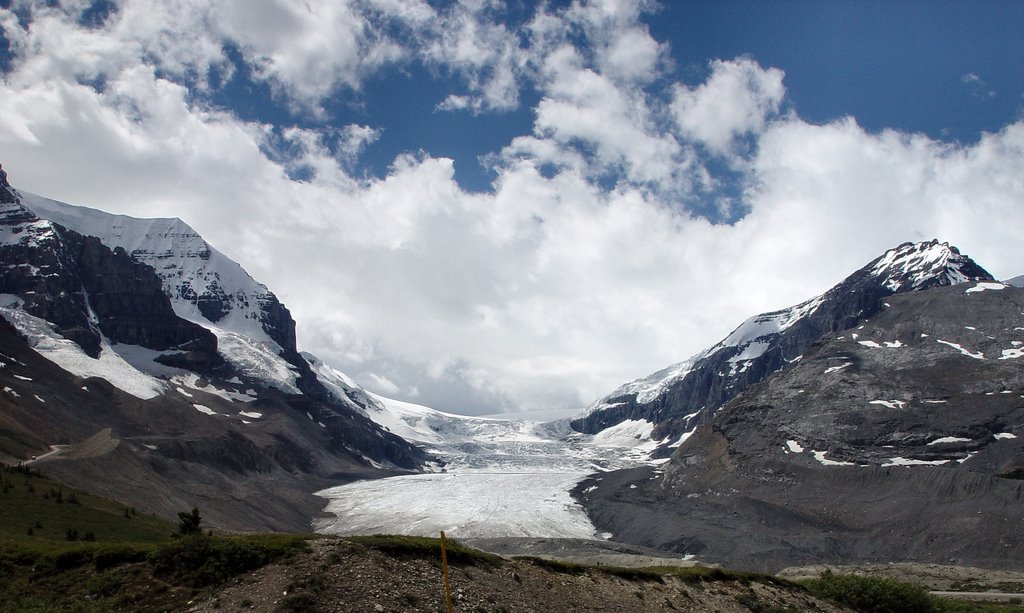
999, 348, 1024, 360
928, 436, 970, 445
238, 411, 262, 419
965, 282, 1006, 293
993, 433, 1017, 440
205, 327, 300, 394
785, 440, 805, 453
172, 374, 258, 404
824, 362, 852, 374
936, 339, 984, 360
591, 419, 656, 450
0, 306, 165, 399
882, 457, 951, 467
669, 429, 696, 448
811, 450, 854, 466
192, 404, 218, 416
870, 400, 906, 409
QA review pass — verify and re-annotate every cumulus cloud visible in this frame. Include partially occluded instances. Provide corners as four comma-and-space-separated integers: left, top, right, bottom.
528, 44, 685, 189
672, 57, 786, 158
1, 1, 1021, 417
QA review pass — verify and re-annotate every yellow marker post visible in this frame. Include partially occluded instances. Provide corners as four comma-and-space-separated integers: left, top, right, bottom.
440, 531, 455, 613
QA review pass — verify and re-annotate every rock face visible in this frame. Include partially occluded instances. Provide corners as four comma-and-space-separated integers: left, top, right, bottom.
23, 194, 298, 357
0, 197, 219, 364
576, 281, 1024, 572
572, 240, 994, 455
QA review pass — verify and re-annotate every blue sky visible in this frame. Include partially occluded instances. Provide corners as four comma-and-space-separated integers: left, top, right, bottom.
1, 0, 1022, 417
150, 0, 1024, 194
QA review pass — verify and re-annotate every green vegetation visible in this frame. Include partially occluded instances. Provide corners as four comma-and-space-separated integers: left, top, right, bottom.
0, 465, 170, 545
802, 571, 1024, 613
150, 533, 309, 587
514, 555, 789, 586
803, 571, 935, 613
0, 465, 309, 610
933, 599, 1024, 613
1, 529, 309, 611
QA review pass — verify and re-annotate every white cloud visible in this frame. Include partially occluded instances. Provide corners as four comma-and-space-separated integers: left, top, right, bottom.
366, 372, 400, 396
672, 57, 785, 157
527, 44, 686, 190
422, 1, 528, 113
1, 1, 1022, 417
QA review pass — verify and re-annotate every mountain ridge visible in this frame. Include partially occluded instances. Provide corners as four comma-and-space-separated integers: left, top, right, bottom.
572, 240, 995, 456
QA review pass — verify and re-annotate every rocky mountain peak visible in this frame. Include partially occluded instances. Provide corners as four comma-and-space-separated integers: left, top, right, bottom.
0, 163, 14, 202
0, 164, 36, 225
867, 239, 992, 291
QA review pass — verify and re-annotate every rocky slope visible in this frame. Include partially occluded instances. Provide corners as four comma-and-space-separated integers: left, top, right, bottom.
576, 280, 1024, 572
0, 163, 429, 530
572, 240, 994, 457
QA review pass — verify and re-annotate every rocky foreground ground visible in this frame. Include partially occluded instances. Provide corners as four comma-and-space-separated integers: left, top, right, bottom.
186, 538, 846, 613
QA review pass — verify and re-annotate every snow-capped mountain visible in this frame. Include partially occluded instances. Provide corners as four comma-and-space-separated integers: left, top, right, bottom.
573, 240, 994, 456
0, 163, 429, 530
576, 279, 1024, 571
20, 192, 304, 392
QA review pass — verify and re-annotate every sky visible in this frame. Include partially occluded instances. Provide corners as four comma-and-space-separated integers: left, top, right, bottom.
1, 0, 1022, 419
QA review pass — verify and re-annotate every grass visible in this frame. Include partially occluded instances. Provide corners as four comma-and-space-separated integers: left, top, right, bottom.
0, 465, 310, 610
514, 555, 792, 587
0, 532, 310, 611
0, 465, 171, 546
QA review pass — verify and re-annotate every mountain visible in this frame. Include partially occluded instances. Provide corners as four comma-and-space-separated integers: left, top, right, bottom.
575, 277, 1024, 572
1008, 274, 1024, 288
0, 163, 430, 530
572, 240, 994, 457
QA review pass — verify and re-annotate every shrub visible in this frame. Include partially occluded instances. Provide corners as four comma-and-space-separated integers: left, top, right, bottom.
804, 571, 935, 613
149, 534, 307, 588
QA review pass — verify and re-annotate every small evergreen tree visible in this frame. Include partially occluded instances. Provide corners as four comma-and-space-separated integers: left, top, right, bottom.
176, 507, 202, 537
